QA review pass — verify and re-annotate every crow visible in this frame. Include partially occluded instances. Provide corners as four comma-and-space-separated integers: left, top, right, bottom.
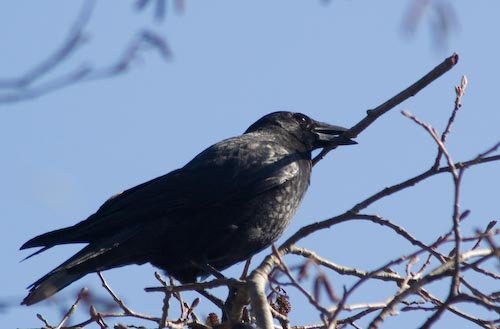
21, 111, 356, 305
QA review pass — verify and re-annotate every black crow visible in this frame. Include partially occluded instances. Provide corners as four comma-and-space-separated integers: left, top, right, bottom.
21, 111, 356, 305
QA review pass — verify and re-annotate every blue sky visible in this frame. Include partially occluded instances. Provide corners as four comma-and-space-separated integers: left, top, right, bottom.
1, 1, 499, 328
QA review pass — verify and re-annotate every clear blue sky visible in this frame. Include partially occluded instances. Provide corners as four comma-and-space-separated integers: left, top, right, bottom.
1, 1, 498, 328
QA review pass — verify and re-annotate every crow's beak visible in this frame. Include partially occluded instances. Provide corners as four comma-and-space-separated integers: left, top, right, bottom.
313, 121, 357, 148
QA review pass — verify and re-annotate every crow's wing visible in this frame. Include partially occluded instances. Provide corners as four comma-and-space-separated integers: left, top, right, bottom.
21, 136, 307, 305
21, 135, 304, 250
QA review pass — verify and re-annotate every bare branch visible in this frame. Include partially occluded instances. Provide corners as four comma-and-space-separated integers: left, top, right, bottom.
418, 289, 495, 328
313, 53, 459, 165
282, 150, 500, 256
55, 288, 87, 329
97, 272, 160, 322
290, 246, 407, 283
0, 0, 96, 90
472, 221, 497, 250
432, 75, 468, 169
368, 249, 495, 329
272, 246, 330, 316
0, 2, 171, 105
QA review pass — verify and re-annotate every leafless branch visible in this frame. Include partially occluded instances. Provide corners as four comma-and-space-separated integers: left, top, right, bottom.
97, 272, 159, 322
272, 246, 330, 317
367, 249, 495, 329
0, 0, 96, 90
0, 1, 171, 105
248, 68, 500, 329
54, 288, 87, 329
432, 75, 468, 169
312, 53, 459, 165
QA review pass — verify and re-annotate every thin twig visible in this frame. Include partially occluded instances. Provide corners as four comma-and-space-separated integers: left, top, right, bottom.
367, 249, 494, 329
272, 246, 330, 316
0, 16, 171, 104
418, 288, 495, 327
0, 0, 96, 90
312, 53, 459, 165
55, 288, 88, 329
97, 272, 159, 322
432, 75, 468, 169
472, 221, 497, 250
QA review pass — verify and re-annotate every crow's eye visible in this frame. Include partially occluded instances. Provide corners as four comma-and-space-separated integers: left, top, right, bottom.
293, 113, 311, 127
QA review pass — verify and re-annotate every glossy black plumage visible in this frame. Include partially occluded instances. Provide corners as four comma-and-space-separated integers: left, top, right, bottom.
20, 111, 356, 305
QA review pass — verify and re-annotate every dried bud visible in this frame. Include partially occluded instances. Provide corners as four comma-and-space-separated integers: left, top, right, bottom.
409, 256, 419, 265
383, 268, 398, 275
114, 324, 129, 329
190, 297, 200, 309
89, 305, 98, 319
270, 289, 291, 316
275, 295, 291, 316
459, 209, 471, 221
461, 75, 468, 89
206, 312, 220, 327
155, 271, 167, 286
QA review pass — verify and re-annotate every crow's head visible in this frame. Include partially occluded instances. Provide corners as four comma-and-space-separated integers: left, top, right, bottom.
245, 111, 357, 151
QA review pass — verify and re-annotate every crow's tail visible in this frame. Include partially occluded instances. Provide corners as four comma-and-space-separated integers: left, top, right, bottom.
21, 224, 143, 305
21, 270, 85, 305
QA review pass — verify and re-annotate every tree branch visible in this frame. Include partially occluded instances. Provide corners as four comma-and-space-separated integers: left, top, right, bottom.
312, 53, 459, 165
0, 2, 171, 104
